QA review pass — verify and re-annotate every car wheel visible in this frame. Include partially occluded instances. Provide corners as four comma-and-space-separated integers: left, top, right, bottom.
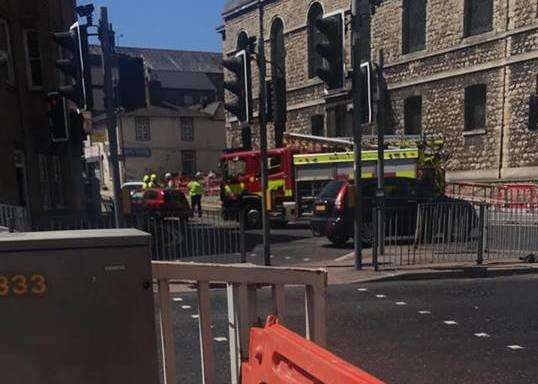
328, 233, 349, 246
246, 208, 262, 229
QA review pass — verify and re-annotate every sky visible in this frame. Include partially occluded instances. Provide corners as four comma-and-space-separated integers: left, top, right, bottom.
80, 0, 228, 52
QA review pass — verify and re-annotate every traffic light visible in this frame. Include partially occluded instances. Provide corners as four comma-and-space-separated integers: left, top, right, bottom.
530, 94, 538, 131
315, 14, 344, 90
52, 22, 92, 110
47, 92, 69, 142
223, 52, 251, 122
118, 54, 146, 111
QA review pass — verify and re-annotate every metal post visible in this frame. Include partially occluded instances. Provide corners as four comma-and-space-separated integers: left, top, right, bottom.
376, 50, 386, 257
99, 7, 123, 228
351, 0, 364, 270
477, 204, 486, 265
258, 0, 271, 266
239, 207, 246, 263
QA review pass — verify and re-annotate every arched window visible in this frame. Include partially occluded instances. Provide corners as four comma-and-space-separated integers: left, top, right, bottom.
270, 18, 286, 147
307, 2, 323, 79
236, 31, 249, 51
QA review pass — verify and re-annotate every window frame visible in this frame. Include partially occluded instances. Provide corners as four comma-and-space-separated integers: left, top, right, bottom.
0, 17, 15, 85
181, 150, 196, 176
464, 84, 487, 132
404, 95, 423, 136
180, 116, 194, 142
23, 29, 44, 90
464, 0, 493, 37
402, 0, 427, 54
135, 116, 151, 141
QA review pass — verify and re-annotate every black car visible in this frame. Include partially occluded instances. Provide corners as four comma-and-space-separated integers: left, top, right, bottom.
311, 177, 472, 246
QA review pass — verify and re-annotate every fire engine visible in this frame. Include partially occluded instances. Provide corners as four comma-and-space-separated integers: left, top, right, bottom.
220, 134, 420, 228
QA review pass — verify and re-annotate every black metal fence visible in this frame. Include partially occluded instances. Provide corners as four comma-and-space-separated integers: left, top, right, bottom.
30, 208, 245, 262
373, 202, 538, 269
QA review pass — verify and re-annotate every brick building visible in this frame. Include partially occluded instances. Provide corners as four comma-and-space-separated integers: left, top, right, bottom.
220, 0, 538, 183
0, 0, 85, 219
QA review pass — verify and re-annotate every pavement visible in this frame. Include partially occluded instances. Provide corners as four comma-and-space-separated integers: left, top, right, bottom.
168, 274, 538, 384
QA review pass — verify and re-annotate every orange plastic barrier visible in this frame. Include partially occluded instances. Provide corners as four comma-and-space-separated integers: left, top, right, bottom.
241, 316, 385, 384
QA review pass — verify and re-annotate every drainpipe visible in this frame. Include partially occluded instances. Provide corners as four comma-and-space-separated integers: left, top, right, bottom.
498, 0, 511, 180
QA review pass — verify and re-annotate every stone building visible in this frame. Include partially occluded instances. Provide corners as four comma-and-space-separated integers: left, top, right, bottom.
220, 0, 538, 183
0, 0, 85, 219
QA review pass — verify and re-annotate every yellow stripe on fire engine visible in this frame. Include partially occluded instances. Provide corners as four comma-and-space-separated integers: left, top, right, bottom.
293, 149, 419, 166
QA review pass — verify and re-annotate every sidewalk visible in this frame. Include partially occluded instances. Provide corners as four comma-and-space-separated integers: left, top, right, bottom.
305, 251, 538, 285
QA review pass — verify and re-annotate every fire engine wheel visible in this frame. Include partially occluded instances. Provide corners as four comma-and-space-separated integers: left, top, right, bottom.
246, 208, 262, 229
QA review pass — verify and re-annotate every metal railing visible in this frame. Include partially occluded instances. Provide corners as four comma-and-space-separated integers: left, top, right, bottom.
373, 201, 538, 268
0, 204, 30, 232
152, 261, 327, 384
31, 209, 245, 262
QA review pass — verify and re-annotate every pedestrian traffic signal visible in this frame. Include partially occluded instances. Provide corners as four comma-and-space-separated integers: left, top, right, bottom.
52, 22, 92, 110
47, 92, 69, 142
223, 52, 251, 122
315, 14, 344, 90
530, 94, 538, 131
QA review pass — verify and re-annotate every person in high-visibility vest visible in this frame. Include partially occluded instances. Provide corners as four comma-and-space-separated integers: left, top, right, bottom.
148, 173, 160, 188
142, 175, 150, 189
188, 172, 204, 218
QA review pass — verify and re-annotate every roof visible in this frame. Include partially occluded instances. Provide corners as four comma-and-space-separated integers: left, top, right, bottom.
223, 0, 257, 15
116, 46, 222, 73
89, 45, 222, 73
121, 105, 209, 118
150, 70, 216, 91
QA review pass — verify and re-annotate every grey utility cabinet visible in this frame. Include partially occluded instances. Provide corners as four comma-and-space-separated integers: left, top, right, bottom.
0, 229, 159, 384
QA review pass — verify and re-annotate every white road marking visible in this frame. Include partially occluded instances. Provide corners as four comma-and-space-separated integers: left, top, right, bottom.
172, 297, 183, 302
303, 258, 311, 262
191, 314, 200, 319
443, 320, 458, 326
249, 253, 257, 257
474, 333, 490, 338
181, 305, 192, 310
214, 337, 228, 342
395, 301, 407, 306
507, 345, 524, 350
418, 310, 431, 315
357, 288, 368, 292
285, 256, 291, 260
376, 294, 386, 298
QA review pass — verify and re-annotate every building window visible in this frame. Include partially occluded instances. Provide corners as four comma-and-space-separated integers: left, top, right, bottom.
402, 0, 427, 54
404, 96, 422, 135
135, 116, 151, 141
182, 150, 196, 176
237, 31, 249, 51
23, 30, 43, 89
464, 0, 493, 37
180, 117, 194, 141
311, 115, 324, 136
307, 2, 324, 79
464, 84, 487, 132
0, 18, 14, 84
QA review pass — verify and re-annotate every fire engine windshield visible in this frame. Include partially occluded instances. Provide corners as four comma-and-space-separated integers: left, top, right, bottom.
222, 158, 246, 179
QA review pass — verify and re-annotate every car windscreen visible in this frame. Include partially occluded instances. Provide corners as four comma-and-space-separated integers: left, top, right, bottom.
318, 180, 345, 199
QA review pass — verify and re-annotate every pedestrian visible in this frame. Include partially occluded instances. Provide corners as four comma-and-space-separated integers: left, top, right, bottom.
148, 173, 160, 188
142, 175, 150, 189
164, 172, 175, 189
188, 172, 204, 218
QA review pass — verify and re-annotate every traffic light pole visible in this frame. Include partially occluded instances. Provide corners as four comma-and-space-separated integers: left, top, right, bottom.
258, 0, 271, 266
375, 50, 386, 269
99, 7, 123, 228
351, 0, 364, 270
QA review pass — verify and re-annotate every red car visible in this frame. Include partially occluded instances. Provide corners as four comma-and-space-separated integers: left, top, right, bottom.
131, 188, 191, 219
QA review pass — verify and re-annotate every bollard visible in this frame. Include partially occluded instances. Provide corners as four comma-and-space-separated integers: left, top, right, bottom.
8, 214, 15, 233
476, 204, 486, 265
239, 207, 246, 263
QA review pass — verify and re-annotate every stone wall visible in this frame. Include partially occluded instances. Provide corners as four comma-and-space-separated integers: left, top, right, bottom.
221, 0, 538, 181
